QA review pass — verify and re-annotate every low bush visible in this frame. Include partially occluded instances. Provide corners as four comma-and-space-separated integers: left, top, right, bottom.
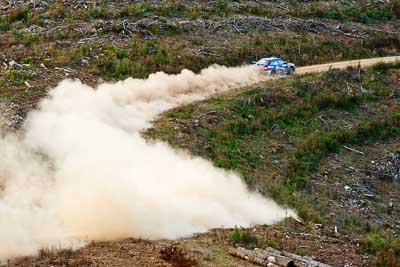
80, 45, 90, 57
7, 7, 31, 25
86, 4, 109, 20
363, 231, 400, 267
23, 33, 36, 47
230, 226, 256, 245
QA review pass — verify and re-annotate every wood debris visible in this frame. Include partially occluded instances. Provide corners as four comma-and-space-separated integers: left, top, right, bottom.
370, 152, 400, 182
229, 246, 332, 267
176, 16, 368, 38
343, 145, 365, 155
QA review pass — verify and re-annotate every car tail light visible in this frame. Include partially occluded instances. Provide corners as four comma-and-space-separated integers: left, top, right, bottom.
264, 66, 269, 70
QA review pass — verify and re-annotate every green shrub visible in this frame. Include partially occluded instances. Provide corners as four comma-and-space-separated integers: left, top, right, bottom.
21, 57, 33, 65
86, 7, 100, 20
87, 7, 99, 20
11, 29, 22, 40
136, 3, 153, 17
364, 232, 386, 254
115, 58, 131, 78
80, 45, 90, 57
372, 62, 393, 75
361, 15, 373, 26
7, 7, 31, 24
372, 62, 400, 74
323, 10, 342, 20
366, 7, 393, 22
139, 41, 158, 56
230, 227, 243, 244
49, 31, 67, 41
216, 0, 229, 14
0, 16, 9, 31
230, 226, 255, 245
6, 70, 33, 85
86, 2, 109, 20
155, 46, 172, 66
363, 231, 400, 267
23, 33, 36, 47
343, 6, 362, 21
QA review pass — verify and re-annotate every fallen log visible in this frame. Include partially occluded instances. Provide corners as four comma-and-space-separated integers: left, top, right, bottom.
229, 246, 332, 267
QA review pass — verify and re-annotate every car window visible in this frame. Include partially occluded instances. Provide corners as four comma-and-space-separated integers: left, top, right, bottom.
257, 59, 269, 65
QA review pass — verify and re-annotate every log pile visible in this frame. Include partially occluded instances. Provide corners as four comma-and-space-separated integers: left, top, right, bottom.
229, 246, 332, 267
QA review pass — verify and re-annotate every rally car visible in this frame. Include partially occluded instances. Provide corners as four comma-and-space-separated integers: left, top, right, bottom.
253, 57, 296, 75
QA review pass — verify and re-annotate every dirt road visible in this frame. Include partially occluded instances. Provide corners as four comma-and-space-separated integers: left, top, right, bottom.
296, 56, 400, 74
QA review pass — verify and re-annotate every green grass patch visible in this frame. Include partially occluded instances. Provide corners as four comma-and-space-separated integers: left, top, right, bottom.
362, 230, 400, 267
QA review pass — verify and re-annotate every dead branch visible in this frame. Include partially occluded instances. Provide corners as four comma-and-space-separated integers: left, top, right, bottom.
343, 145, 365, 155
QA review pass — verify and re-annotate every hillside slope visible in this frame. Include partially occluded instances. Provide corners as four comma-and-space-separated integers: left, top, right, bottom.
145, 63, 400, 266
1, 1, 400, 267
7, 62, 399, 267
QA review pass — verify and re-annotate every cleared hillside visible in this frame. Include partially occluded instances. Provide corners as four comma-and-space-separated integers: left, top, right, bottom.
1, 1, 400, 267
145, 63, 400, 266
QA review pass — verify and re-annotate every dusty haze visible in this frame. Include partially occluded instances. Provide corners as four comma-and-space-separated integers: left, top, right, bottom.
0, 65, 295, 261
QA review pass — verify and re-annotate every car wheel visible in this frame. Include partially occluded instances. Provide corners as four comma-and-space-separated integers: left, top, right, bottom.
288, 67, 295, 75
271, 70, 276, 75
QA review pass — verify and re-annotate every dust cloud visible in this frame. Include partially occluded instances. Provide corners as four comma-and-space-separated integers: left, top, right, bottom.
0, 65, 295, 261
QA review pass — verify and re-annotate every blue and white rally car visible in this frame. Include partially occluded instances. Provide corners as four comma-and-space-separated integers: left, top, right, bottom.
253, 57, 296, 75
